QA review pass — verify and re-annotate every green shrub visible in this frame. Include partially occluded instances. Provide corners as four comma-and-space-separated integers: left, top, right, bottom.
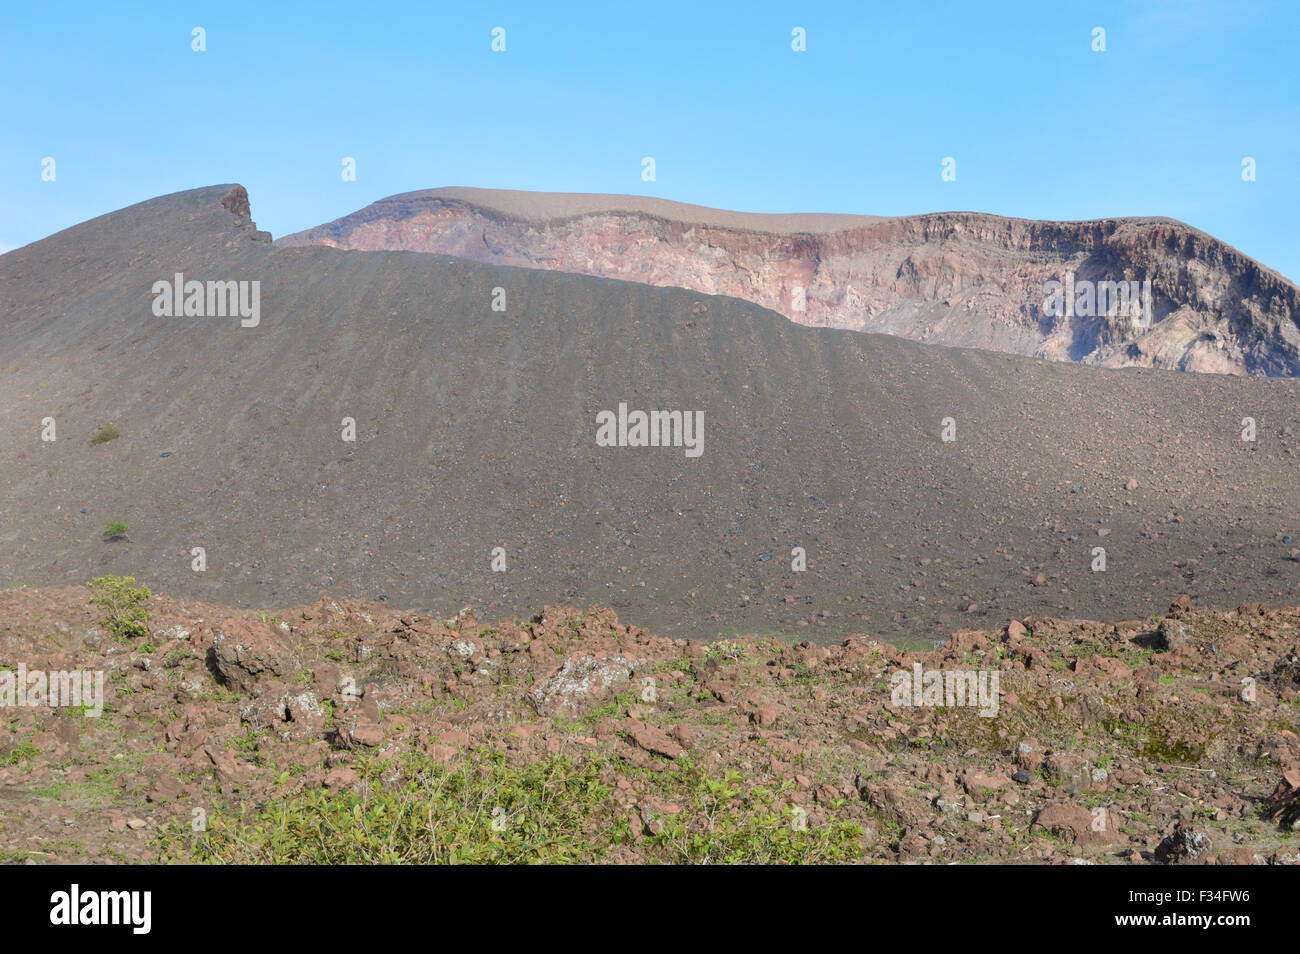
87, 575, 151, 640
90, 423, 120, 444
102, 521, 129, 541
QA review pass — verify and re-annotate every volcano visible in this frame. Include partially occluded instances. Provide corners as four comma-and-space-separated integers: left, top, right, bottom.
2, 184, 1298, 643
278, 187, 1300, 376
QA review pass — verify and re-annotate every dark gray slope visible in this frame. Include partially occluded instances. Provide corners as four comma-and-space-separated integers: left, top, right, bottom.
2, 186, 1298, 642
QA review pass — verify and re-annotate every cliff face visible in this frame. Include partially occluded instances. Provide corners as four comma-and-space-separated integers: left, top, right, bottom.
278, 188, 1300, 376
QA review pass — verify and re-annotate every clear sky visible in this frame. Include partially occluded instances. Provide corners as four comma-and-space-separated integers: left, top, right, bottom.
3, 1, 1297, 280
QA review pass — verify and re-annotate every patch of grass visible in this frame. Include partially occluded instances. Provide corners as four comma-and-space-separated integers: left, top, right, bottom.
158, 750, 868, 864
703, 639, 749, 663
231, 727, 267, 757
654, 654, 695, 675
163, 646, 193, 669
1101, 709, 1209, 764
3, 739, 39, 766
1141, 727, 1206, 764
640, 761, 866, 863
163, 751, 617, 864
33, 768, 122, 809
34, 781, 68, 799
553, 688, 638, 734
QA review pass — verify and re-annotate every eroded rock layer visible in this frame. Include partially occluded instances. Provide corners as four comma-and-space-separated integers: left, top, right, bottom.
279, 188, 1300, 376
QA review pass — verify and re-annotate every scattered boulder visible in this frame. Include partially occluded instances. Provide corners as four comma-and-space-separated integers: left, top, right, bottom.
1154, 824, 1212, 864
1264, 766, 1300, 830
1032, 802, 1125, 847
1044, 754, 1107, 793
208, 619, 301, 692
1156, 619, 1189, 652
528, 654, 636, 718
623, 720, 683, 759
962, 771, 1010, 796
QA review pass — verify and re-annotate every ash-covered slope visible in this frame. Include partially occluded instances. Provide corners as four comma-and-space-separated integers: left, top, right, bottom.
2, 185, 1300, 643
278, 187, 1300, 377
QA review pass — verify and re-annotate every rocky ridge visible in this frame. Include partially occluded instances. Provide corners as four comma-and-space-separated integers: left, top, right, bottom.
278, 187, 1300, 376
1, 585, 1297, 864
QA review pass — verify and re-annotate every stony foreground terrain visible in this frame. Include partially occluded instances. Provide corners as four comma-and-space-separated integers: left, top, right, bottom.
278, 187, 1300, 376
1, 584, 1297, 864
5, 186, 1300, 644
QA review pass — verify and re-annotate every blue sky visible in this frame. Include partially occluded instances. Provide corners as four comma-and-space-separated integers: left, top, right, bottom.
3, 1, 1298, 280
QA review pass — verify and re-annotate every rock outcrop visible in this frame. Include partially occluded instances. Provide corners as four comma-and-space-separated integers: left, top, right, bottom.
279, 187, 1300, 376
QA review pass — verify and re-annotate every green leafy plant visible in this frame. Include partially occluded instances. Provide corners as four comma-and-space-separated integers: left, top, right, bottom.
87, 575, 151, 640
165, 751, 617, 864
2, 740, 38, 766
156, 751, 868, 865
102, 520, 129, 542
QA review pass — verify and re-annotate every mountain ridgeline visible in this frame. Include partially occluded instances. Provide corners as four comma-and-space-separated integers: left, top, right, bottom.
279, 187, 1300, 377
2, 185, 1300, 643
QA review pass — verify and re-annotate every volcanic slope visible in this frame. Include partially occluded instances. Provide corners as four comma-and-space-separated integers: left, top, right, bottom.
2, 185, 1300, 644
278, 187, 1300, 376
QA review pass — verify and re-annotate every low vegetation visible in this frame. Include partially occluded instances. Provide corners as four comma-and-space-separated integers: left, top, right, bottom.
90, 423, 120, 444
101, 520, 129, 542
159, 751, 867, 864
86, 574, 151, 640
